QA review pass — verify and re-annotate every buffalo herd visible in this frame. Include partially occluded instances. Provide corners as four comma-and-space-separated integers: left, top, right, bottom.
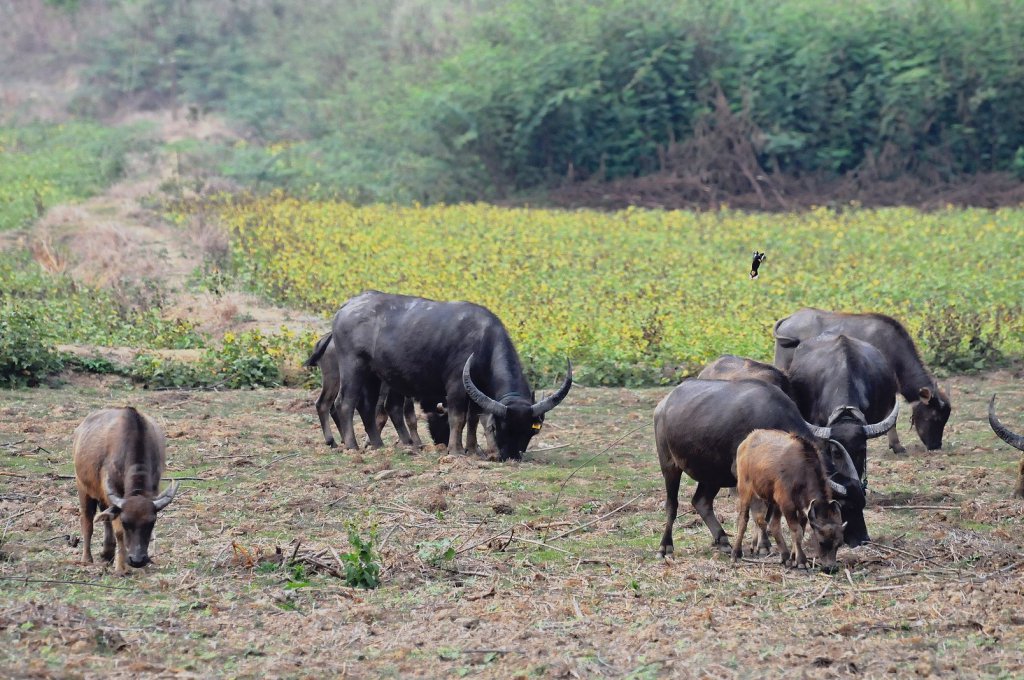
72, 297, 1024, 575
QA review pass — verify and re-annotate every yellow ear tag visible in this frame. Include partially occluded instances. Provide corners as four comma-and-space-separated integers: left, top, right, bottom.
532, 422, 542, 431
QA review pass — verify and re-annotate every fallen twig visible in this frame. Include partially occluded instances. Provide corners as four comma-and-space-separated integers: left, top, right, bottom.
456, 528, 514, 556
800, 583, 831, 609
877, 505, 959, 511
552, 423, 651, 511
508, 535, 573, 555
0, 439, 26, 448
0, 471, 27, 478
0, 575, 133, 591
262, 452, 301, 469
547, 494, 644, 542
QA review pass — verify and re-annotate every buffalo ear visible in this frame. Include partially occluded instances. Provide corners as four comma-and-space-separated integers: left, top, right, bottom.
96, 507, 122, 522
919, 386, 933, 403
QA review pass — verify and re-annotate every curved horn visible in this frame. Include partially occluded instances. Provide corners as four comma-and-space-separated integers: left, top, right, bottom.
827, 438, 859, 481
804, 419, 832, 439
531, 359, 573, 417
827, 405, 865, 426
989, 395, 1024, 451
828, 479, 848, 497
462, 354, 507, 418
863, 401, 900, 439
153, 479, 180, 512
103, 476, 125, 509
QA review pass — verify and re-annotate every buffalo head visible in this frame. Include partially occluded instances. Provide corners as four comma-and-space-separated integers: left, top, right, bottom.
97, 478, 178, 569
912, 386, 951, 450
463, 355, 572, 460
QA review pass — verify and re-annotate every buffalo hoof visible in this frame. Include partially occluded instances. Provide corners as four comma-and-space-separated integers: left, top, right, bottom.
658, 544, 674, 559
891, 444, 906, 454
326, 439, 337, 448
731, 547, 743, 564
713, 539, 732, 553
100, 549, 115, 562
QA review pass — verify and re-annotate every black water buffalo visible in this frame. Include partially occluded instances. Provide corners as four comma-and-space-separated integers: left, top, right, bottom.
654, 379, 863, 557
697, 354, 794, 399
786, 334, 900, 545
989, 396, 1024, 498
304, 333, 450, 448
773, 308, 950, 451
330, 291, 571, 460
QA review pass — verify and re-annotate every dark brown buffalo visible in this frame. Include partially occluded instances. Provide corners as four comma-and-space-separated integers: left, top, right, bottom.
733, 429, 845, 571
989, 396, 1024, 497
73, 407, 178, 575
654, 379, 862, 557
774, 308, 951, 451
697, 354, 794, 399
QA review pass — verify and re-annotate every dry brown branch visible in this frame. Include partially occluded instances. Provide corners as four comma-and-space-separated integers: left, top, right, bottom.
0, 575, 132, 591
547, 494, 643, 542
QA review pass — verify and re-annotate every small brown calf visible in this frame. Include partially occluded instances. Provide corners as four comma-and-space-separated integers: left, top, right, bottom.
73, 407, 178, 576
732, 429, 844, 571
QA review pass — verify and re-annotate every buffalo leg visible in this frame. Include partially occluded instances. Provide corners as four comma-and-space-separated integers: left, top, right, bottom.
731, 491, 751, 564
315, 384, 339, 448
112, 521, 128, 576
783, 506, 807, 568
659, 463, 682, 558
382, 388, 415, 446
78, 491, 96, 564
767, 505, 790, 565
329, 405, 346, 448
751, 499, 772, 556
1015, 458, 1024, 498
100, 511, 116, 562
465, 409, 482, 456
887, 427, 906, 454
337, 374, 363, 451
403, 399, 424, 448
447, 406, 468, 456
692, 482, 729, 550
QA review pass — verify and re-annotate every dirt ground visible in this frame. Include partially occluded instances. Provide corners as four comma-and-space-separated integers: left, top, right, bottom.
2, 370, 1024, 678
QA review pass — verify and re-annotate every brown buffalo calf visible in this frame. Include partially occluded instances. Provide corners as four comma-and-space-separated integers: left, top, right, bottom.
732, 429, 844, 571
73, 407, 178, 576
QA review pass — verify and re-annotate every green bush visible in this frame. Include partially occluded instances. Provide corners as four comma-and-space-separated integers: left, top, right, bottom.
0, 304, 64, 387
340, 524, 381, 590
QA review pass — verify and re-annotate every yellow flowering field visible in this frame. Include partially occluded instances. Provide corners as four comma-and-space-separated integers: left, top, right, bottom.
214, 196, 1024, 384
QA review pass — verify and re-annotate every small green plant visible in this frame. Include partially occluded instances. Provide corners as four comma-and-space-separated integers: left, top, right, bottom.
339, 524, 381, 589
416, 539, 456, 567
283, 562, 311, 590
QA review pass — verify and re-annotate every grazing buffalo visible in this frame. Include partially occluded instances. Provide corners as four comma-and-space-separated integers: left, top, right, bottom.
654, 379, 863, 557
73, 407, 179, 576
773, 308, 951, 451
787, 333, 900, 469
733, 429, 845, 571
304, 333, 444, 449
988, 396, 1024, 498
330, 291, 572, 461
698, 354, 794, 399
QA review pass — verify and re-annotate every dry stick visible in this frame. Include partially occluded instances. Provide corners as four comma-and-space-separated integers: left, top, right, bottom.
0, 439, 26, 448
0, 575, 133, 591
546, 494, 644, 543
508, 535, 573, 555
878, 505, 959, 511
0, 471, 27, 478
263, 452, 301, 469
456, 528, 513, 556
800, 583, 831, 610
552, 422, 651, 510
962, 560, 1024, 584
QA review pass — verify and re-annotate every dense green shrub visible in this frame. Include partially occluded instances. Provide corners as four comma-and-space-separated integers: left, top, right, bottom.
0, 304, 64, 387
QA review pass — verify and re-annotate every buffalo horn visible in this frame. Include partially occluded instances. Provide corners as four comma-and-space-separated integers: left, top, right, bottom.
103, 477, 125, 509
531, 359, 573, 417
462, 354, 508, 418
827, 438, 860, 481
863, 401, 900, 439
828, 479, 848, 497
804, 420, 832, 439
989, 395, 1024, 451
826, 405, 866, 426
153, 479, 180, 511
